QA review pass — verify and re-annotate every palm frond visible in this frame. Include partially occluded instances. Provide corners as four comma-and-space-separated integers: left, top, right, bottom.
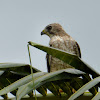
68, 76, 100, 100
28, 41, 99, 77
16, 69, 84, 100
0, 42, 99, 100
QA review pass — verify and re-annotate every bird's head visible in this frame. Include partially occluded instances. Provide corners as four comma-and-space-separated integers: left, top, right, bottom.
41, 23, 66, 38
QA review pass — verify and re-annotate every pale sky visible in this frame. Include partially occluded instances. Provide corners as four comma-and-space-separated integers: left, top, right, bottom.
0, 0, 100, 77
0, 0, 100, 98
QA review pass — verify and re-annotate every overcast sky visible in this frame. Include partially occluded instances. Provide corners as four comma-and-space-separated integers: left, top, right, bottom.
0, 0, 100, 98
0, 0, 100, 73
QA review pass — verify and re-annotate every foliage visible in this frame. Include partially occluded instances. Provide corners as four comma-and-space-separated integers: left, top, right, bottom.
0, 41, 99, 100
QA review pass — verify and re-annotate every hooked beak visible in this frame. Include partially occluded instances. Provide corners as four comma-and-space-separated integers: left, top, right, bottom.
41, 30, 47, 35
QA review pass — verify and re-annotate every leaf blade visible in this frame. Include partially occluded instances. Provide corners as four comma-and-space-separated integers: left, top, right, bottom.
28, 41, 99, 77
0, 72, 46, 95
68, 76, 100, 100
16, 69, 85, 100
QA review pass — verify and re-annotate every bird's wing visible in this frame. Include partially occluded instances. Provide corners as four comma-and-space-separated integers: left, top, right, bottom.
75, 42, 81, 58
46, 54, 51, 73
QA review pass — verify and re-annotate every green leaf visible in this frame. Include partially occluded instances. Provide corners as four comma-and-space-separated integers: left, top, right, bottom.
70, 77, 84, 91
0, 71, 23, 90
92, 92, 100, 100
42, 69, 85, 83
56, 81, 73, 97
28, 41, 99, 78
36, 86, 47, 96
44, 82, 61, 96
0, 63, 27, 69
16, 69, 85, 100
0, 63, 40, 75
68, 76, 100, 100
0, 72, 46, 96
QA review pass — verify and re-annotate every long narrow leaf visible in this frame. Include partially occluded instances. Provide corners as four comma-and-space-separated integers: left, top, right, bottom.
92, 92, 100, 100
0, 63, 40, 75
0, 63, 28, 68
36, 86, 47, 96
16, 69, 85, 100
68, 76, 100, 100
44, 82, 61, 96
0, 72, 46, 95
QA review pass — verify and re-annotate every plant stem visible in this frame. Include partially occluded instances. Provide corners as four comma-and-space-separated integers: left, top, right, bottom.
27, 44, 37, 100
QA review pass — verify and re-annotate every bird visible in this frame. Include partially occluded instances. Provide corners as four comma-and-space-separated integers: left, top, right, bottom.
41, 23, 81, 72
41, 23, 97, 95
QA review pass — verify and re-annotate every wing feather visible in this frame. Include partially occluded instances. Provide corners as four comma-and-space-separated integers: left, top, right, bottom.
46, 54, 50, 72
75, 42, 81, 58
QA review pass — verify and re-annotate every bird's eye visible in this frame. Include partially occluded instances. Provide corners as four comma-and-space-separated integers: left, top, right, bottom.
46, 26, 52, 31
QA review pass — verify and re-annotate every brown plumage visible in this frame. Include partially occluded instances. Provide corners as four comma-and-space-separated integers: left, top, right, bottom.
41, 23, 81, 72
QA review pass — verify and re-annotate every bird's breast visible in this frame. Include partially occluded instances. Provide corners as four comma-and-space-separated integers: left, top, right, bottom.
49, 36, 75, 54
